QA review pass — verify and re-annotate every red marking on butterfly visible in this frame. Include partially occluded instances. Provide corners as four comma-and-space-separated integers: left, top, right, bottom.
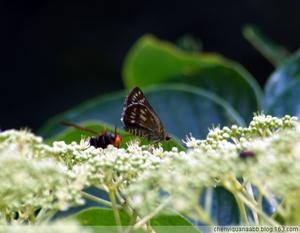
121, 87, 171, 143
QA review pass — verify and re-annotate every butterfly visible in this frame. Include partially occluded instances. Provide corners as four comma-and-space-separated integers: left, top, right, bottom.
121, 87, 171, 143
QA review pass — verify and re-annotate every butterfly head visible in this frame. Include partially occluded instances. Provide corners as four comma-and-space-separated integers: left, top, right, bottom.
164, 133, 171, 141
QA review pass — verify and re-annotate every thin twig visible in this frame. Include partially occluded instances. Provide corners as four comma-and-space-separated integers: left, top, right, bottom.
133, 198, 171, 230
108, 188, 124, 233
81, 191, 117, 208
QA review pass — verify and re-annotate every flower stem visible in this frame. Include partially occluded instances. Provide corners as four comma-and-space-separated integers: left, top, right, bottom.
236, 192, 279, 226
224, 178, 279, 226
233, 193, 249, 225
108, 188, 124, 233
125, 211, 138, 233
257, 189, 263, 224
223, 176, 250, 224
81, 191, 116, 208
204, 188, 213, 217
195, 206, 214, 225
35, 208, 58, 223
134, 197, 171, 230
245, 183, 259, 224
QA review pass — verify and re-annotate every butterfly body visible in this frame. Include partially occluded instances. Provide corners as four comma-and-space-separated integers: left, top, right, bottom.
121, 87, 171, 143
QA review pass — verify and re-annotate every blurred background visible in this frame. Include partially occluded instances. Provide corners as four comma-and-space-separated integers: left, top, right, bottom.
1, 0, 300, 131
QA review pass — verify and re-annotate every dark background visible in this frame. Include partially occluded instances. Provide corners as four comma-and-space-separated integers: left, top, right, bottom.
1, 0, 300, 132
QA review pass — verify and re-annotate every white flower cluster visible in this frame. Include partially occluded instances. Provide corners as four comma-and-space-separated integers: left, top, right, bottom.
0, 129, 177, 223
0, 130, 84, 223
42, 140, 176, 189
1, 114, 299, 225
125, 141, 238, 219
249, 125, 300, 198
0, 129, 43, 158
191, 114, 298, 151
125, 115, 300, 224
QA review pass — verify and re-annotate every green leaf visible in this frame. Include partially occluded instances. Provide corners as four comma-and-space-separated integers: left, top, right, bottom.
264, 50, 300, 114
70, 207, 201, 233
46, 121, 184, 151
68, 207, 199, 233
39, 84, 245, 143
150, 213, 201, 233
71, 207, 131, 226
150, 213, 194, 226
243, 24, 290, 67
213, 187, 240, 225
272, 211, 285, 225
122, 35, 262, 123
266, 78, 300, 117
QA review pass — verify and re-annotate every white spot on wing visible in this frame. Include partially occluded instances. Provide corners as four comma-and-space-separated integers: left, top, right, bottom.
140, 114, 147, 121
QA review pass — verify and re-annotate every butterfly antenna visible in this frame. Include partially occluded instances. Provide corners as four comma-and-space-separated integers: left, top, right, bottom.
60, 121, 99, 135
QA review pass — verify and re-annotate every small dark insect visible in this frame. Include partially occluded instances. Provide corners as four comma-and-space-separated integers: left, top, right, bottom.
121, 87, 171, 143
61, 121, 122, 149
239, 150, 255, 159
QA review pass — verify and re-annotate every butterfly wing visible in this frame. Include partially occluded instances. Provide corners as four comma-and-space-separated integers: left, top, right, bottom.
121, 87, 171, 142
121, 86, 153, 127
123, 86, 155, 111
122, 103, 165, 142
